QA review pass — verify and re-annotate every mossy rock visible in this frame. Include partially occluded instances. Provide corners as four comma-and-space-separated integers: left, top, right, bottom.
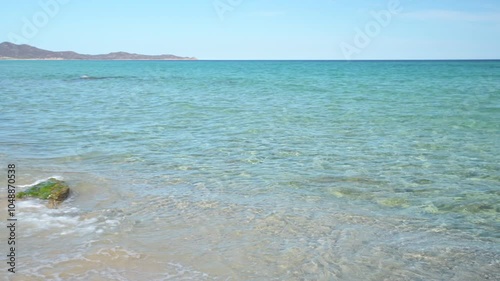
17, 178, 70, 206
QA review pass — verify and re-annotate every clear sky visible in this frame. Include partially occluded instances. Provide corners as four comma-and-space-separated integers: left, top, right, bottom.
1, 0, 499, 59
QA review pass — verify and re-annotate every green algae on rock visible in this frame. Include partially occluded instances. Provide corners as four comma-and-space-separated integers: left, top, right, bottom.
17, 178, 70, 206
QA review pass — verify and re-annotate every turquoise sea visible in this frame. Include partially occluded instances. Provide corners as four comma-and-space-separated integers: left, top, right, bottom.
1, 60, 499, 280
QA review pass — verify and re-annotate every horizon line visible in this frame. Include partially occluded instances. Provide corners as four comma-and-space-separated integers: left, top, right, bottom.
1, 59, 500, 62
2, 42, 499, 61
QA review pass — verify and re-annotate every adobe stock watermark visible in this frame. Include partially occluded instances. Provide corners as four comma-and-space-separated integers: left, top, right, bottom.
340, 0, 403, 60
7, 0, 71, 44
213, 0, 244, 21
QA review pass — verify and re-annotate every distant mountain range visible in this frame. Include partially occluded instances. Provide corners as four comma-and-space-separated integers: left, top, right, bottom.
0, 42, 197, 60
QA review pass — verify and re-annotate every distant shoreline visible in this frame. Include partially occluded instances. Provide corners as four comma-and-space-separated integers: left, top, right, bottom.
0, 42, 197, 60
0, 57, 197, 61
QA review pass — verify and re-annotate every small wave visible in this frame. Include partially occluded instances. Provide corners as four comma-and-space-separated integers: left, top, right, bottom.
16, 176, 123, 238
18, 175, 64, 188
79, 75, 128, 80
17, 199, 122, 238
17, 200, 98, 236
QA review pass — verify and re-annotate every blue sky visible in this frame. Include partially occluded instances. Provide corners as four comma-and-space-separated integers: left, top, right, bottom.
1, 0, 499, 59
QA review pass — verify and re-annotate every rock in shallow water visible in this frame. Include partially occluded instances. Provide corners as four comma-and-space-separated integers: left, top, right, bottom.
17, 178, 70, 207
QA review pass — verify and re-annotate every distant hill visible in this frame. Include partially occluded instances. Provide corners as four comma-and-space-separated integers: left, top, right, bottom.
0, 42, 197, 60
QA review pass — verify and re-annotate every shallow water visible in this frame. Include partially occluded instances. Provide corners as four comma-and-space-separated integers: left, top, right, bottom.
0, 60, 499, 280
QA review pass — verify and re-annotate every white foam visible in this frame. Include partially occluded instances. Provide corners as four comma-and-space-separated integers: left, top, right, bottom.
160, 262, 212, 280
18, 175, 65, 188
105, 219, 120, 227
20, 204, 85, 225
17, 200, 44, 209
17, 198, 110, 237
